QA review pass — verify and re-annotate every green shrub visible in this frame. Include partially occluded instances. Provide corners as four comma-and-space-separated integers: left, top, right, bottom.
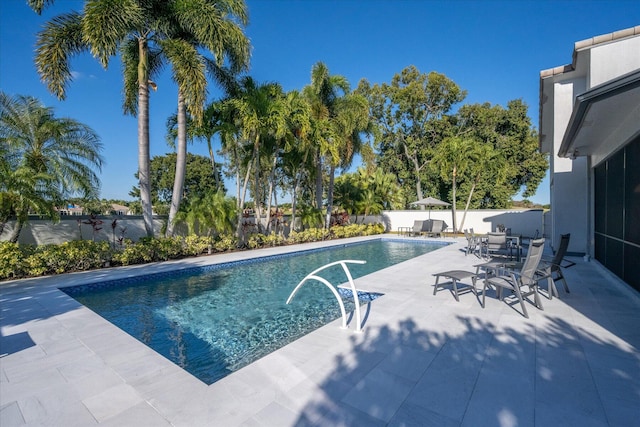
111, 241, 155, 265
0, 242, 27, 280
213, 234, 237, 252
184, 235, 211, 256
150, 237, 185, 261
263, 232, 285, 247
247, 233, 264, 249
0, 222, 387, 281
23, 240, 111, 276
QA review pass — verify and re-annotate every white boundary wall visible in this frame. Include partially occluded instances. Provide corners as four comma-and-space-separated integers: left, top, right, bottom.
1, 209, 544, 245
375, 209, 544, 237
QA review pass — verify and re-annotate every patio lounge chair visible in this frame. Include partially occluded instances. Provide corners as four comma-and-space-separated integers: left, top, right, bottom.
426, 219, 447, 238
539, 233, 573, 299
481, 238, 547, 318
407, 220, 425, 237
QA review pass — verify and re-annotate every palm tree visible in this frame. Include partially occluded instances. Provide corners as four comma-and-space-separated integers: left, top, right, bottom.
324, 91, 369, 227
279, 90, 312, 232
303, 62, 347, 210
0, 92, 103, 241
31, 0, 249, 238
431, 136, 475, 233
457, 143, 507, 231
162, 34, 249, 238
226, 77, 288, 235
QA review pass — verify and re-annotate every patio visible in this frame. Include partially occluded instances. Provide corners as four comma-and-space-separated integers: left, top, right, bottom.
1, 236, 639, 426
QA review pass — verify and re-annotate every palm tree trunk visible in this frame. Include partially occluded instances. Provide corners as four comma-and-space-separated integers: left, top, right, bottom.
325, 164, 336, 229
252, 136, 264, 233
138, 37, 154, 237
291, 170, 302, 232
315, 148, 323, 210
451, 167, 458, 233
206, 136, 220, 188
8, 219, 24, 243
236, 158, 252, 239
166, 91, 187, 237
264, 155, 278, 234
459, 175, 479, 232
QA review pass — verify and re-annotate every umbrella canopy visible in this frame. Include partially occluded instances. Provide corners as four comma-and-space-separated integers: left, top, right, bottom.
410, 197, 451, 218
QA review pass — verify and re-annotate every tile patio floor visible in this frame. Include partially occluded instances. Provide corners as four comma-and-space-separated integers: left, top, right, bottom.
1, 236, 639, 426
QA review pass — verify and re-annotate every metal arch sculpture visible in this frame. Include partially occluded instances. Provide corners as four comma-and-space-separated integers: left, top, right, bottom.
286, 260, 367, 333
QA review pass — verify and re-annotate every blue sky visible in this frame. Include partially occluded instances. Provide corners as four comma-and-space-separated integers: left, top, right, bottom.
1, 0, 639, 204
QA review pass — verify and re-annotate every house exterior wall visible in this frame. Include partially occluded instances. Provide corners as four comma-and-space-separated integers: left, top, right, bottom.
547, 77, 589, 253
589, 37, 640, 86
540, 27, 640, 290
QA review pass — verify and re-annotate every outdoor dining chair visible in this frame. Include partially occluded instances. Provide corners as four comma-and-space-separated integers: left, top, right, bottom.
463, 229, 479, 256
481, 238, 547, 318
539, 233, 573, 299
484, 232, 508, 259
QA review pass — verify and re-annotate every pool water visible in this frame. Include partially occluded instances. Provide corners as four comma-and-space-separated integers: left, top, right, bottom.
64, 239, 444, 384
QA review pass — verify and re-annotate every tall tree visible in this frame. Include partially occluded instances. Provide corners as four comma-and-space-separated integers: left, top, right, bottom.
454, 101, 548, 208
280, 90, 312, 232
0, 92, 103, 241
226, 77, 288, 235
130, 153, 223, 207
302, 62, 346, 210
359, 66, 466, 204
31, 0, 249, 238
431, 136, 475, 233
161, 6, 249, 237
324, 91, 369, 227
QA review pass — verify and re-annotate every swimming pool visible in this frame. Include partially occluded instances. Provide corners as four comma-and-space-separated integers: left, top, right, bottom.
63, 239, 446, 384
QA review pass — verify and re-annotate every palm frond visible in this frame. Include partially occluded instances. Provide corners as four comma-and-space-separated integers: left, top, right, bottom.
35, 12, 87, 100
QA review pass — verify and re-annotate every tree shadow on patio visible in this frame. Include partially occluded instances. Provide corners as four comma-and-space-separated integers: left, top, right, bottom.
291, 314, 639, 426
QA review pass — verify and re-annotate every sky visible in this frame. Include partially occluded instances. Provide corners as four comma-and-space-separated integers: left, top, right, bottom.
1, 0, 639, 205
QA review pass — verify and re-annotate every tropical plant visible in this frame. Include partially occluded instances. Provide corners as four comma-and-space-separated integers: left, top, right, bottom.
302, 62, 347, 210
431, 136, 475, 233
0, 92, 103, 242
162, 8, 249, 237
31, 0, 249, 239
174, 190, 236, 238
225, 77, 288, 235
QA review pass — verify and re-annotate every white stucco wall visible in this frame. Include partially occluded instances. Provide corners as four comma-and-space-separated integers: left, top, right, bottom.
381, 209, 543, 238
549, 77, 589, 254
589, 36, 640, 86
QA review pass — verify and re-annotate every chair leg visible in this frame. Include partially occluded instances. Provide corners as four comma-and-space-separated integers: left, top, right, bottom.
452, 279, 460, 301
433, 276, 440, 296
548, 276, 558, 299
533, 285, 543, 310
558, 271, 570, 293
513, 286, 529, 318
481, 281, 487, 308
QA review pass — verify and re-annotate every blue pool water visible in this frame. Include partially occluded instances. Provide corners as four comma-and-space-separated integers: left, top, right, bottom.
63, 239, 445, 384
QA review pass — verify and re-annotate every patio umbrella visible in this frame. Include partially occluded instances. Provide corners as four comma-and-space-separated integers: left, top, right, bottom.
410, 196, 451, 219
